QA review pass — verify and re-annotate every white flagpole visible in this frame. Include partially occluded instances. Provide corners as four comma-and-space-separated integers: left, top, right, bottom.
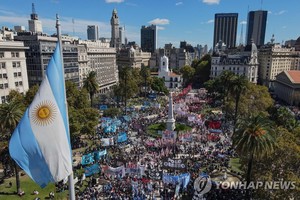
56, 14, 76, 200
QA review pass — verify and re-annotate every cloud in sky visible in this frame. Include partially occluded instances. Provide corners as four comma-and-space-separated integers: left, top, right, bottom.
275, 10, 286, 15
175, 2, 183, 6
125, 2, 137, 6
157, 26, 165, 30
202, 0, 220, 5
240, 21, 247, 25
105, 0, 124, 3
148, 18, 170, 25
207, 19, 214, 24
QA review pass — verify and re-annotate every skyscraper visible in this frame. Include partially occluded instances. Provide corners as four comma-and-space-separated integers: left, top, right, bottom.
213, 13, 238, 49
28, 3, 43, 33
110, 9, 121, 48
246, 10, 268, 46
141, 25, 157, 53
87, 25, 99, 41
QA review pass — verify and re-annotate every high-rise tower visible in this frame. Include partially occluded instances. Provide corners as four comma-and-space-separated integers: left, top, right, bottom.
87, 25, 99, 41
110, 9, 120, 48
246, 10, 268, 46
213, 13, 238, 49
141, 25, 157, 53
28, 3, 43, 33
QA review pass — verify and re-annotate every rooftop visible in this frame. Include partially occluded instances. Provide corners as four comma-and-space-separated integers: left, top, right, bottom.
286, 70, 300, 84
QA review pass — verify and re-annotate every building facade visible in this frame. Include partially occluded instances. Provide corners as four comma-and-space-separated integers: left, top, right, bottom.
78, 40, 118, 93
15, 33, 79, 87
117, 46, 151, 69
0, 41, 29, 104
213, 13, 238, 49
87, 25, 99, 41
274, 70, 300, 106
258, 43, 295, 88
246, 10, 268, 46
210, 42, 259, 83
149, 43, 194, 69
77, 44, 89, 87
110, 9, 121, 49
158, 55, 182, 89
141, 25, 157, 53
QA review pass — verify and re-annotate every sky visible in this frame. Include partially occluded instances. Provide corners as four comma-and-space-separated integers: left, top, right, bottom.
0, 0, 299, 49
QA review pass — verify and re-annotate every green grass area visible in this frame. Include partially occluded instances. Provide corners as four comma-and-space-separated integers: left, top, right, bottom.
229, 158, 243, 174
0, 175, 68, 200
147, 122, 192, 138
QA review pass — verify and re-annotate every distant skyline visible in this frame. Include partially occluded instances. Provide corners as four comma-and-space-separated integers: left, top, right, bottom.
0, 0, 299, 49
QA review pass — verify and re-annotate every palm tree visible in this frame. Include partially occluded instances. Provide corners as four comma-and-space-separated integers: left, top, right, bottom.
233, 114, 276, 199
0, 100, 24, 194
83, 71, 99, 107
230, 75, 248, 135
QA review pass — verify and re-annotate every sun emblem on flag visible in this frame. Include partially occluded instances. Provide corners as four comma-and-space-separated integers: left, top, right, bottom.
31, 100, 57, 126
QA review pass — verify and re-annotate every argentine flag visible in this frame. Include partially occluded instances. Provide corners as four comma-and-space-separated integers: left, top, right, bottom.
9, 43, 72, 188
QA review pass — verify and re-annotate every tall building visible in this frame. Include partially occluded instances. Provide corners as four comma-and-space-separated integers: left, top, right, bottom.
78, 40, 118, 93
258, 43, 295, 88
119, 27, 123, 46
0, 41, 29, 104
15, 33, 79, 87
141, 25, 157, 53
246, 10, 268, 46
110, 9, 121, 49
213, 13, 238, 49
87, 25, 99, 41
28, 3, 43, 33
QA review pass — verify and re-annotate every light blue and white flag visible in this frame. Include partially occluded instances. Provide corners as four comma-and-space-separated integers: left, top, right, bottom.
9, 43, 72, 188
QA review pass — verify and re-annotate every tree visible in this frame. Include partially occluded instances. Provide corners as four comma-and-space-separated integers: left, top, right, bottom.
250, 127, 300, 199
230, 75, 248, 134
7, 90, 24, 106
268, 106, 299, 131
140, 65, 153, 96
0, 100, 24, 194
226, 83, 273, 119
83, 71, 99, 107
180, 65, 195, 87
151, 77, 169, 95
24, 85, 39, 107
192, 54, 211, 87
233, 114, 276, 199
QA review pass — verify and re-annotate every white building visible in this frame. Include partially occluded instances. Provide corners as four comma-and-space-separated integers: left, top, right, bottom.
0, 41, 29, 103
158, 55, 182, 89
258, 43, 295, 88
78, 40, 118, 93
210, 41, 259, 83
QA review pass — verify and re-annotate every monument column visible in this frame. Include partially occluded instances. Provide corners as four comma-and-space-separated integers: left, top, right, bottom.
166, 92, 176, 131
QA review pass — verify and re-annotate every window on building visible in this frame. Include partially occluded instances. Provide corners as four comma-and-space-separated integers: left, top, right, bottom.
15, 82, 19, 87
19, 81, 23, 86
14, 72, 17, 77
18, 72, 21, 76
3, 74, 7, 79
4, 83, 8, 88
0, 52, 4, 58
11, 52, 19, 57
0, 74, 2, 78
1, 96, 5, 103
0, 62, 5, 69
0, 84, 3, 89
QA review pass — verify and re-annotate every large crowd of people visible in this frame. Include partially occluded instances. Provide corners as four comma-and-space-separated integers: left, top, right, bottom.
71, 91, 244, 199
